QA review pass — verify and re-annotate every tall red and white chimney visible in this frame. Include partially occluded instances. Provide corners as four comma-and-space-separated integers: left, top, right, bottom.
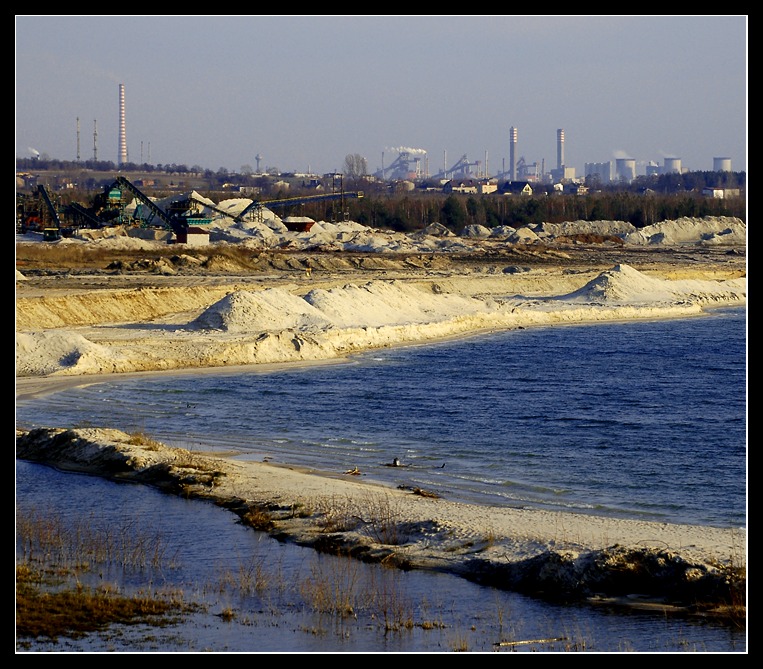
118, 84, 127, 165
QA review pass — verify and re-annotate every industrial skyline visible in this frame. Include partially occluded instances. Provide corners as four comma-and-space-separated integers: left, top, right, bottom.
68, 86, 738, 183
16, 16, 747, 175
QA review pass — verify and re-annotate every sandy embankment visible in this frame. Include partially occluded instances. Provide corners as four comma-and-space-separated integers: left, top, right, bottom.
15, 263, 746, 379
15, 259, 747, 615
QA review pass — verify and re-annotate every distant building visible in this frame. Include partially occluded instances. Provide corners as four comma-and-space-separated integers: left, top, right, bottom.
584, 162, 613, 183
174, 226, 210, 246
702, 187, 741, 199
443, 179, 478, 194
663, 157, 682, 174
564, 183, 588, 195
713, 157, 732, 172
501, 181, 533, 196
549, 166, 576, 183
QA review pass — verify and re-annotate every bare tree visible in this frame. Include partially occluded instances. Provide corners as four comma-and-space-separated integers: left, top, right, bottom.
343, 153, 368, 179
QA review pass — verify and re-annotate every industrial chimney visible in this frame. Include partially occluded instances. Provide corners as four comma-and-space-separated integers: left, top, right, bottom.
118, 84, 127, 166
557, 128, 565, 170
509, 126, 517, 182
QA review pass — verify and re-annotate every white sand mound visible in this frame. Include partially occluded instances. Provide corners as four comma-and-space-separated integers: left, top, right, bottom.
507, 227, 541, 244
15, 331, 127, 376
303, 280, 498, 328
623, 216, 745, 246
564, 264, 747, 304
194, 281, 502, 333
192, 288, 335, 332
461, 224, 492, 238
489, 225, 517, 238
534, 220, 636, 238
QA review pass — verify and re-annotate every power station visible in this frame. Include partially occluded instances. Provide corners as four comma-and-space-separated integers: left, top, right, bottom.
69, 86, 736, 180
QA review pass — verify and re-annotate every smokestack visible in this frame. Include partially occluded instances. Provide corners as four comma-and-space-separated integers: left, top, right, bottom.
509, 126, 517, 181
557, 128, 565, 170
118, 84, 127, 166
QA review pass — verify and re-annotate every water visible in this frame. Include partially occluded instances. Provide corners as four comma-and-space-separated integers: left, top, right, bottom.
16, 460, 747, 652
17, 307, 747, 528
16, 307, 747, 652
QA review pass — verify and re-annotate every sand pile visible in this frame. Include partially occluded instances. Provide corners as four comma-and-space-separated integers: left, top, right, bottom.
534, 219, 637, 238
563, 264, 747, 304
15, 265, 746, 379
302, 281, 499, 328
622, 216, 745, 246
15, 331, 129, 376
23, 207, 746, 254
192, 288, 335, 332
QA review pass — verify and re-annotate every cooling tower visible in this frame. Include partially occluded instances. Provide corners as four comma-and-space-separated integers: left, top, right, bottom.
118, 84, 127, 165
713, 157, 732, 172
663, 157, 681, 174
615, 158, 636, 183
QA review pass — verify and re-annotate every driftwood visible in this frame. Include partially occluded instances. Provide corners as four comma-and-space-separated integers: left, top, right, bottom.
494, 637, 568, 647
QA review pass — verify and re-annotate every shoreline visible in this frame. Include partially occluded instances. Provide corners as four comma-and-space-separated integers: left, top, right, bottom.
15, 255, 747, 621
16, 425, 746, 620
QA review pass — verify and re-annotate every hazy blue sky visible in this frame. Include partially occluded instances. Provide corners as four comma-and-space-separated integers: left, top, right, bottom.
16, 15, 747, 176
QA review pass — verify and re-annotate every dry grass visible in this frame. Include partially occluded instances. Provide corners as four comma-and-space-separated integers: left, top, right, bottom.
16, 569, 189, 642
126, 431, 163, 450
15, 508, 193, 646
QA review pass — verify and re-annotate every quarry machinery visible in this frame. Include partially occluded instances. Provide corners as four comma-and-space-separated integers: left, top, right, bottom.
110, 176, 208, 234
234, 191, 364, 224
16, 185, 72, 239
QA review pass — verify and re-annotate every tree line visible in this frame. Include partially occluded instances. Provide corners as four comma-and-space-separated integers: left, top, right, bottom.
296, 190, 745, 232
17, 158, 745, 232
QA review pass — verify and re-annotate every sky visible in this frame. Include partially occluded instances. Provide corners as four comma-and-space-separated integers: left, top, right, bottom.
15, 15, 748, 177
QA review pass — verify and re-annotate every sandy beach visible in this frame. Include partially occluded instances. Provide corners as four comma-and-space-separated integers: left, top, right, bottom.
16, 217, 747, 615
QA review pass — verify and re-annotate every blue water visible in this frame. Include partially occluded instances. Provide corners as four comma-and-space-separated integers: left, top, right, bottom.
15, 307, 747, 652
16, 307, 747, 529
16, 459, 747, 652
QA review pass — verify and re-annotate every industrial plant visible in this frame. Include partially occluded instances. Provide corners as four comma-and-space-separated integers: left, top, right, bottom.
16, 83, 743, 241
26, 83, 738, 188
